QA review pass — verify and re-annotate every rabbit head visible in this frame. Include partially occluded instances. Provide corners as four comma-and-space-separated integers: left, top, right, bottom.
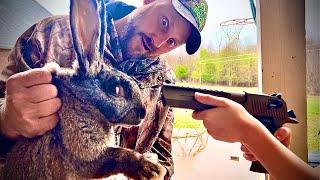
49, 0, 146, 126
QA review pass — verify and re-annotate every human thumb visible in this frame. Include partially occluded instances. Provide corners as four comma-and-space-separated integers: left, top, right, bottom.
274, 127, 291, 148
194, 92, 227, 107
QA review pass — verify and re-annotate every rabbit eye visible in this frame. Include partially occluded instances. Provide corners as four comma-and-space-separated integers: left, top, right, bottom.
115, 86, 125, 97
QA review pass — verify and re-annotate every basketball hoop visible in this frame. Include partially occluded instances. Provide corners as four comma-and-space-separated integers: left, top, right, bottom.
219, 18, 255, 42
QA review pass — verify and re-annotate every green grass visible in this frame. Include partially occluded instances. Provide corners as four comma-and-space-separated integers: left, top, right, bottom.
308, 96, 320, 115
307, 96, 320, 152
173, 109, 203, 129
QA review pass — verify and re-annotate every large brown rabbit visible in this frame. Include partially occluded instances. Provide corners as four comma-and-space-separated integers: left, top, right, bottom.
0, 0, 166, 179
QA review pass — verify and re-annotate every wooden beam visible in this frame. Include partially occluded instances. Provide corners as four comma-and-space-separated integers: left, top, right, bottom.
257, 0, 307, 161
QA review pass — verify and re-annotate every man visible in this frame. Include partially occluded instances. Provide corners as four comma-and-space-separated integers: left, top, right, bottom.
0, 0, 208, 179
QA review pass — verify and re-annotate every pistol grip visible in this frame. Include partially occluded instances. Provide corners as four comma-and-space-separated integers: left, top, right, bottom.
250, 161, 268, 173
250, 117, 279, 174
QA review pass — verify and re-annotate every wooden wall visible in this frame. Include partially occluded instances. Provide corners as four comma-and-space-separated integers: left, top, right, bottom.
257, 0, 308, 161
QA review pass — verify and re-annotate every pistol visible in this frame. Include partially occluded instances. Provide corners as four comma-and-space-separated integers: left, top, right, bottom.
161, 84, 298, 173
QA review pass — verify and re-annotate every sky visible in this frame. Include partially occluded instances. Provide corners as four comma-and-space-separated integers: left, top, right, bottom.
36, 0, 257, 53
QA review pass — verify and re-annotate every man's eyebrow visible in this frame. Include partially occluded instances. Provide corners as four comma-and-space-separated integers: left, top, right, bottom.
175, 38, 182, 45
167, 13, 181, 44
169, 14, 175, 30
172, 21, 184, 45
169, 9, 187, 45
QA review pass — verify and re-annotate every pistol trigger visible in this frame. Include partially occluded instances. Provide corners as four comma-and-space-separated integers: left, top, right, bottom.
288, 110, 299, 124
288, 110, 296, 118
288, 117, 299, 124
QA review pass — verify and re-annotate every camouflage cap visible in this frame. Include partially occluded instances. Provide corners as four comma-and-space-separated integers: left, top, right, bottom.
172, 0, 208, 54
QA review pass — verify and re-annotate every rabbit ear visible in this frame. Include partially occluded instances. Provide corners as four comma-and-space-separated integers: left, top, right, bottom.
70, 0, 106, 74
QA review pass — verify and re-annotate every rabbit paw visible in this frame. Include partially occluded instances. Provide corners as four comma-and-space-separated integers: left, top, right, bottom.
136, 156, 166, 180
143, 152, 158, 163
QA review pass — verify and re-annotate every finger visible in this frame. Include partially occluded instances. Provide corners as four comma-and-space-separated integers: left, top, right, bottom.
274, 127, 291, 141
240, 144, 251, 154
192, 109, 215, 120
194, 92, 227, 107
36, 114, 60, 136
33, 98, 62, 118
243, 153, 257, 161
274, 127, 291, 147
192, 110, 204, 120
26, 84, 58, 103
206, 129, 219, 140
19, 69, 52, 88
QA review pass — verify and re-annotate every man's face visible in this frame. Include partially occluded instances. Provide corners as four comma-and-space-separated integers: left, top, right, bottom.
116, 0, 192, 59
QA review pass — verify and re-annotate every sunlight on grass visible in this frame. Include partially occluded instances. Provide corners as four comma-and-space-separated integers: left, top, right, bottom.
307, 96, 320, 152
173, 109, 204, 129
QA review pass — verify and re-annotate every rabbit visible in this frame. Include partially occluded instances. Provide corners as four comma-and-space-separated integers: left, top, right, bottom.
0, 0, 166, 179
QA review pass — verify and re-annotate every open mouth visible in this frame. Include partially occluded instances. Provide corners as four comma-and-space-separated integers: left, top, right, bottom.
141, 34, 152, 52
107, 109, 142, 126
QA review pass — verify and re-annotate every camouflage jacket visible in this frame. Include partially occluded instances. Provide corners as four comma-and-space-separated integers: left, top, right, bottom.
0, 6, 175, 179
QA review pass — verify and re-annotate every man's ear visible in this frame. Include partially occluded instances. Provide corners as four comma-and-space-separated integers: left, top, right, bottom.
143, 0, 156, 5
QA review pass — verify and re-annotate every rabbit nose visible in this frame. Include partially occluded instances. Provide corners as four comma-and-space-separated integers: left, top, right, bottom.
139, 107, 146, 119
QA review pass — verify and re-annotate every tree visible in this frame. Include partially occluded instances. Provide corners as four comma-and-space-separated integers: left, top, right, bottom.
175, 65, 189, 81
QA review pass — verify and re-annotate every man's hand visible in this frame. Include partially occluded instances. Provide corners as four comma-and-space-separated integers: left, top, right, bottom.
0, 69, 61, 139
241, 127, 291, 161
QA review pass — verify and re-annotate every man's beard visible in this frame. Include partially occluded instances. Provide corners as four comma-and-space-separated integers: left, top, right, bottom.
118, 22, 137, 60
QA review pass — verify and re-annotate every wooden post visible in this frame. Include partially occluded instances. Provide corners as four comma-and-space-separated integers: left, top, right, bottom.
257, 0, 308, 162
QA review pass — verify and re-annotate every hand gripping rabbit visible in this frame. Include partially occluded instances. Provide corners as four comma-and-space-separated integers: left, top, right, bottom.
1, 0, 166, 179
